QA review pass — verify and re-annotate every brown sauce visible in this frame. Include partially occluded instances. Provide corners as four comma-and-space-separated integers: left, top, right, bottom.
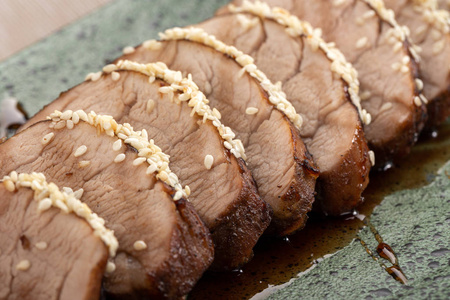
357, 218, 407, 285
188, 120, 450, 299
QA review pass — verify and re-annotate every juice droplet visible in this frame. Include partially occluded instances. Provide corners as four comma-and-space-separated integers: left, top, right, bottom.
386, 265, 408, 285
377, 242, 397, 265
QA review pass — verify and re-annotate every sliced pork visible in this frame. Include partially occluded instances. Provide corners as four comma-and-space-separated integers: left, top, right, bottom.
438, 0, 450, 10
224, 0, 427, 168
384, 0, 450, 129
118, 29, 319, 233
20, 64, 271, 270
0, 175, 109, 300
193, 7, 372, 215
0, 119, 214, 299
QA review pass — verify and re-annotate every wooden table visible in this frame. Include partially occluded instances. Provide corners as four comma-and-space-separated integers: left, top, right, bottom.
0, 0, 112, 61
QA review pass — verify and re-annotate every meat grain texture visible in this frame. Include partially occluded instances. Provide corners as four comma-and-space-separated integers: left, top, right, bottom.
119, 38, 319, 233
21, 70, 271, 271
0, 121, 214, 299
0, 185, 108, 300
195, 9, 372, 215
383, 0, 450, 129
225, 0, 427, 168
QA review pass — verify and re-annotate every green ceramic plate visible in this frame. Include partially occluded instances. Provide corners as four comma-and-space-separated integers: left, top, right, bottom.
0, 0, 449, 298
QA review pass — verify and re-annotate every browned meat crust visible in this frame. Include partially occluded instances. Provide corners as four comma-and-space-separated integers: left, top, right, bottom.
118, 37, 318, 234
225, 0, 427, 170
18, 70, 270, 270
0, 120, 214, 298
197, 11, 370, 215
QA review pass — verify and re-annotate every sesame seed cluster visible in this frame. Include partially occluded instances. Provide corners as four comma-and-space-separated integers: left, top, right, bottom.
411, 0, 450, 56
412, 0, 450, 34
157, 26, 305, 129
1, 171, 118, 257
362, 0, 428, 107
88, 60, 247, 161
228, 0, 371, 125
47, 109, 189, 200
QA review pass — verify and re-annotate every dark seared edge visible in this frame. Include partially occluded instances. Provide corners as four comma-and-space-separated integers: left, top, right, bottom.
209, 157, 272, 270
265, 115, 319, 235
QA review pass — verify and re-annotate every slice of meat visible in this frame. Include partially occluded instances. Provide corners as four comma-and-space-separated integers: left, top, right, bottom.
224, 0, 427, 169
193, 7, 372, 215
383, 0, 450, 129
20, 63, 271, 270
0, 174, 109, 300
0, 118, 214, 298
118, 30, 319, 233
438, 0, 450, 10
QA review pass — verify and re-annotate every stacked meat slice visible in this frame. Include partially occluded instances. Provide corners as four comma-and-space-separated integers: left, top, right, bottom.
225, 0, 428, 168
438, 0, 450, 10
21, 63, 271, 270
196, 4, 372, 215
2, 0, 450, 298
383, 0, 450, 130
0, 176, 109, 300
0, 116, 214, 299
118, 29, 319, 234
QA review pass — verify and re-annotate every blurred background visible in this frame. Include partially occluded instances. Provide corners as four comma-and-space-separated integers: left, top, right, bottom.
0, 0, 112, 61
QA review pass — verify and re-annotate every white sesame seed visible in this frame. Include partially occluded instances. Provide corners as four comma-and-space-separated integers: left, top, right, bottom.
103, 64, 118, 73
38, 198, 52, 211
400, 65, 409, 73
380, 102, 393, 112
123, 46, 135, 54
420, 94, 428, 104
111, 71, 121, 81
66, 120, 74, 130
146, 99, 155, 114
133, 157, 147, 166
112, 140, 122, 152
158, 171, 169, 181
10, 171, 18, 182
41, 133, 55, 145
74, 188, 84, 199
75, 110, 88, 122
369, 151, 375, 167
54, 121, 66, 130
204, 154, 214, 170
4, 180, 15, 192
60, 110, 73, 120
114, 153, 126, 163
35, 242, 48, 250
185, 185, 191, 196
74, 145, 88, 158
146, 164, 157, 175
72, 112, 80, 124
415, 78, 424, 91
91, 72, 102, 82
85, 73, 94, 81
245, 107, 259, 115
355, 37, 368, 49
133, 240, 147, 251
16, 260, 31, 271
142, 40, 162, 50
414, 96, 422, 107
393, 42, 403, 52
78, 161, 91, 168
106, 261, 116, 273
173, 191, 183, 201
360, 90, 372, 101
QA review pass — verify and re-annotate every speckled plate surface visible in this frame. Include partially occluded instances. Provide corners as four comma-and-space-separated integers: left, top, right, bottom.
0, 0, 449, 299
